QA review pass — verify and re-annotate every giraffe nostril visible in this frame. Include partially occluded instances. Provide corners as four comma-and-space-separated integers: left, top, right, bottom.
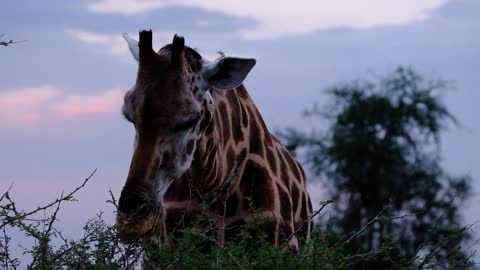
160, 151, 170, 167
118, 187, 154, 217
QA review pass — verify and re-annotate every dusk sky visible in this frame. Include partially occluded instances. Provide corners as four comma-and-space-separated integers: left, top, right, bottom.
1, 0, 479, 244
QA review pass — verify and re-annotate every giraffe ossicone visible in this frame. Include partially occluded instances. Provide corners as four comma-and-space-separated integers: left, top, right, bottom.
116, 31, 313, 253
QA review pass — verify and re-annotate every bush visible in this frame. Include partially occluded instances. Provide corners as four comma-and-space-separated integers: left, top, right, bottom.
0, 170, 475, 269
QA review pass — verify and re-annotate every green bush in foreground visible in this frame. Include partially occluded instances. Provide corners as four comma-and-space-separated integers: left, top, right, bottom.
0, 176, 475, 269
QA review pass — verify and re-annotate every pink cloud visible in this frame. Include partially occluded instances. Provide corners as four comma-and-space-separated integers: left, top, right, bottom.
52, 89, 123, 117
0, 85, 124, 126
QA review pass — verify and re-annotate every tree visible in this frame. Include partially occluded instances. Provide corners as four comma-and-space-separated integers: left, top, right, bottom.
281, 67, 473, 269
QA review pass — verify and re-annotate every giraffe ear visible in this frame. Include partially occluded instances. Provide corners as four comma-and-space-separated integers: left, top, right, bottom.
122, 33, 139, 62
202, 57, 256, 90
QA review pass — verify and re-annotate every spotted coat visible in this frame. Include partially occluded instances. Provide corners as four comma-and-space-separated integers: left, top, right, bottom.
117, 30, 313, 251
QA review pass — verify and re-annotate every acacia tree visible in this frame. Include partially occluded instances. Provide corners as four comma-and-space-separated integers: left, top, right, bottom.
281, 67, 473, 268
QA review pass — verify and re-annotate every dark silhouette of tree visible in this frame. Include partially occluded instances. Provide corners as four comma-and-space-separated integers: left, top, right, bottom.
281, 67, 472, 269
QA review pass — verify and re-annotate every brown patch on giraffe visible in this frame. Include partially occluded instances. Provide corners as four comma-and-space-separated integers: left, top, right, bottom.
241, 98, 273, 146
291, 184, 300, 211
235, 85, 250, 100
214, 106, 223, 142
277, 184, 292, 222
203, 109, 214, 135
222, 146, 237, 182
239, 102, 249, 128
265, 147, 277, 177
202, 152, 214, 175
204, 165, 218, 191
225, 91, 244, 143
252, 107, 273, 145
226, 146, 235, 166
240, 159, 274, 210
204, 154, 218, 185
218, 101, 231, 145
204, 157, 216, 179
281, 148, 302, 181
248, 109, 264, 157
277, 148, 290, 188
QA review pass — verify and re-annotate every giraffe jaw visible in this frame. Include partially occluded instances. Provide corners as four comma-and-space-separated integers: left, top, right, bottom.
116, 210, 159, 242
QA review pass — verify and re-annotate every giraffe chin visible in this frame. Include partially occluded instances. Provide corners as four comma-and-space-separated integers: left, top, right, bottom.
116, 211, 160, 243
116, 187, 160, 242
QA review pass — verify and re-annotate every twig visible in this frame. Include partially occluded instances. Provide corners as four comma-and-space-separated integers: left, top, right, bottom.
285, 200, 333, 245
342, 204, 391, 245
1, 225, 18, 270
0, 34, 26, 47
0, 169, 97, 229
0, 184, 14, 203
107, 188, 119, 211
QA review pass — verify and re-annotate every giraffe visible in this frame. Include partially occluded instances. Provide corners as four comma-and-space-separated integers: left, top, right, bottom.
116, 30, 313, 252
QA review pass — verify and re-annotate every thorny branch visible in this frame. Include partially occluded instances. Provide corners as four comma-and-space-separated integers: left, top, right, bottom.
341, 208, 426, 246
285, 199, 333, 245
0, 34, 25, 47
0, 169, 97, 230
0, 165, 475, 269
342, 205, 390, 245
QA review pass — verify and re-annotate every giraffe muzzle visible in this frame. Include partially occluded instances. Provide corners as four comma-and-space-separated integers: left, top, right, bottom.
117, 185, 159, 241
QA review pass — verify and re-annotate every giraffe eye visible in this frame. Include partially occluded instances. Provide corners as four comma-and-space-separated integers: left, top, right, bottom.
122, 105, 134, 123
173, 113, 200, 132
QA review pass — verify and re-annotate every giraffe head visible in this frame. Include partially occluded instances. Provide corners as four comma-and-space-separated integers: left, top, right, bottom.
116, 30, 255, 241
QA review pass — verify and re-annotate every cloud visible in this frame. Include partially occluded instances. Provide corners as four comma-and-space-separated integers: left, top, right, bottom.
66, 29, 129, 58
66, 29, 250, 61
66, 29, 176, 59
0, 85, 124, 126
87, 0, 449, 39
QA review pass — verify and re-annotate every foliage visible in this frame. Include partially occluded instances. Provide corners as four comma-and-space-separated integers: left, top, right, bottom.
0, 173, 475, 269
0, 170, 143, 270
280, 66, 474, 269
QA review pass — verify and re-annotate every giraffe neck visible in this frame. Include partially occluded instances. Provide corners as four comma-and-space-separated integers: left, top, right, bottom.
188, 88, 248, 193
189, 99, 224, 192
160, 86, 312, 251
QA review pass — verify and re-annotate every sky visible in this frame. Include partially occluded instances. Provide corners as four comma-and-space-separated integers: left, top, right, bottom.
1, 0, 480, 251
